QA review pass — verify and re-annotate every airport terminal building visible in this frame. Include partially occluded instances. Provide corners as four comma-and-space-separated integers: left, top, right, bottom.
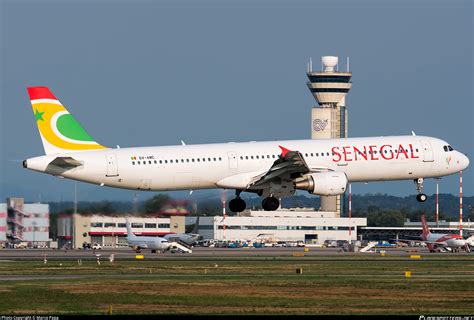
197, 209, 367, 244
0, 198, 50, 247
58, 214, 186, 249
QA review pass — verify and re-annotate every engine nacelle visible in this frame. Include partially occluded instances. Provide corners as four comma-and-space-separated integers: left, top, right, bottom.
294, 172, 348, 196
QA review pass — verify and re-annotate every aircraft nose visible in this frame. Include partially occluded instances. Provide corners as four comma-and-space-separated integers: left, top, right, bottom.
460, 153, 470, 171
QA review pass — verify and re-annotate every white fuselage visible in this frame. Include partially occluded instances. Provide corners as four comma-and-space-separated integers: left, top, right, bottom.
127, 235, 170, 251
426, 233, 466, 249
25, 135, 469, 193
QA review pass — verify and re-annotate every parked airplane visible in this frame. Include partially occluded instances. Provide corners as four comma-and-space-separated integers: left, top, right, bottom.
23, 87, 470, 212
420, 215, 469, 253
126, 219, 171, 253
163, 216, 201, 246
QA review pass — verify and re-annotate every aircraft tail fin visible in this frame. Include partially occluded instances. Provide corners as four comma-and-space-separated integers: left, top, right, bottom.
192, 215, 200, 234
421, 214, 430, 241
27, 87, 107, 155
125, 218, 136, 240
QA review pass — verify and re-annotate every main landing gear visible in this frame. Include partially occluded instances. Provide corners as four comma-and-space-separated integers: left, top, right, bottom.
262, 196, 280, 211
414, 178, 428, 202
228, 191, 281, 212
228, 190, 247, 213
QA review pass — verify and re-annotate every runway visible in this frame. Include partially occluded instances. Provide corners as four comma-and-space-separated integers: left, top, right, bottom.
0, 246, 471, 261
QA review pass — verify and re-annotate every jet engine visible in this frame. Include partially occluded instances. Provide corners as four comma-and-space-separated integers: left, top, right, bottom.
294, 172, 347, 196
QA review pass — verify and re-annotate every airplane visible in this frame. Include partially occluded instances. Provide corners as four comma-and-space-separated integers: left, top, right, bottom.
163, 216, 201, 246
126, 219, 171, 253
23, 87, 470, 212
420, 215, 469, 253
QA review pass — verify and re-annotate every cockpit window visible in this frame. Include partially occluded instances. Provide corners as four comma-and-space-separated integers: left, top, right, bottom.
448, 145, 454, 151
443, 146, 448, 152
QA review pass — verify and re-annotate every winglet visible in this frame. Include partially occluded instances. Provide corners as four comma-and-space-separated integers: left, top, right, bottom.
279, 145, 291, 157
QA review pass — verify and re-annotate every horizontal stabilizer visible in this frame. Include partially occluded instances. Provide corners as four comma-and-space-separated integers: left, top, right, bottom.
49, 156, 82, 169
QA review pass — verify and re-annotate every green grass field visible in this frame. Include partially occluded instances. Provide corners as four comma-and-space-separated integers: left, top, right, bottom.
0, 256, 473, 315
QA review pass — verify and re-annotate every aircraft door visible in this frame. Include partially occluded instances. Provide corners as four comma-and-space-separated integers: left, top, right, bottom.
227, 151, 238, 169
106, 153, 119, 177
421, 140, 434, 162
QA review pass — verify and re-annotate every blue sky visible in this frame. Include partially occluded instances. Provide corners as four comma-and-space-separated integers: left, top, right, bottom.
0, 0, 472, 202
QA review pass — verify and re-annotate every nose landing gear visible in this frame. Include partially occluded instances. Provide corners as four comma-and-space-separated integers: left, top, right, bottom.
414, 178, 428, 202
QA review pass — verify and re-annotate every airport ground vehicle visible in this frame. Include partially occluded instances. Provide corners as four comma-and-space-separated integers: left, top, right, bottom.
272, 241, 288, 247
324, 240, 337, 248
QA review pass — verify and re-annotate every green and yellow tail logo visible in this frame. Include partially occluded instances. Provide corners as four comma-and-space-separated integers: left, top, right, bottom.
28, 87, 107, 155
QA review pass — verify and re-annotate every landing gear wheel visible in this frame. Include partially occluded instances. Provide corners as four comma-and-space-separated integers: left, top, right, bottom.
262, 197, 280, 211
229, 198, 246, 212
416, 193, 427, 202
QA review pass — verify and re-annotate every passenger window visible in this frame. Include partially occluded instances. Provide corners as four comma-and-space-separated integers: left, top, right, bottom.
245, 156, 248, 160
213, 157, 217, 161
256, 155, 259, 159
192, 159, 195, 162
251, 156, 254, 159
159, 160, 162, 164
310, 153, 314, 157
208, 158, 211, 161
186, 159, 189, 162
148, 161, 151, 164
305, 153, 308, 157
138, 161, 141, 164
181, 159, 184, 163
219, 157, 222, 161
202, 158, 205, 162
132, 162, 135, 165
316, 153, 319, 156
170, 160, 173, 163
197, 158, 200, 162
154, 160, 157, 164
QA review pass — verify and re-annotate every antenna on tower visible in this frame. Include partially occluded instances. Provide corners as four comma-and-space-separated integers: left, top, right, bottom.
347, 57, 350, 72
309, 57, 313, 72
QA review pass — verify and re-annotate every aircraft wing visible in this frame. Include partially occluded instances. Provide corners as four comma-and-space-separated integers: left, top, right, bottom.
248, 146, 329, 189
216, 146, 330, 191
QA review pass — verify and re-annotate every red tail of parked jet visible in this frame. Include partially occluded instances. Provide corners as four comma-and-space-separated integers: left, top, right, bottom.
421, 215, 434, 251
421, 215, 431, 240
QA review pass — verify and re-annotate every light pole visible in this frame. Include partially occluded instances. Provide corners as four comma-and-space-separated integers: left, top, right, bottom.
32, 221, 37, 248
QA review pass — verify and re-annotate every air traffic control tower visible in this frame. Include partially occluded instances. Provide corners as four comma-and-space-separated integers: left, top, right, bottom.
307, 56, 352, 217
